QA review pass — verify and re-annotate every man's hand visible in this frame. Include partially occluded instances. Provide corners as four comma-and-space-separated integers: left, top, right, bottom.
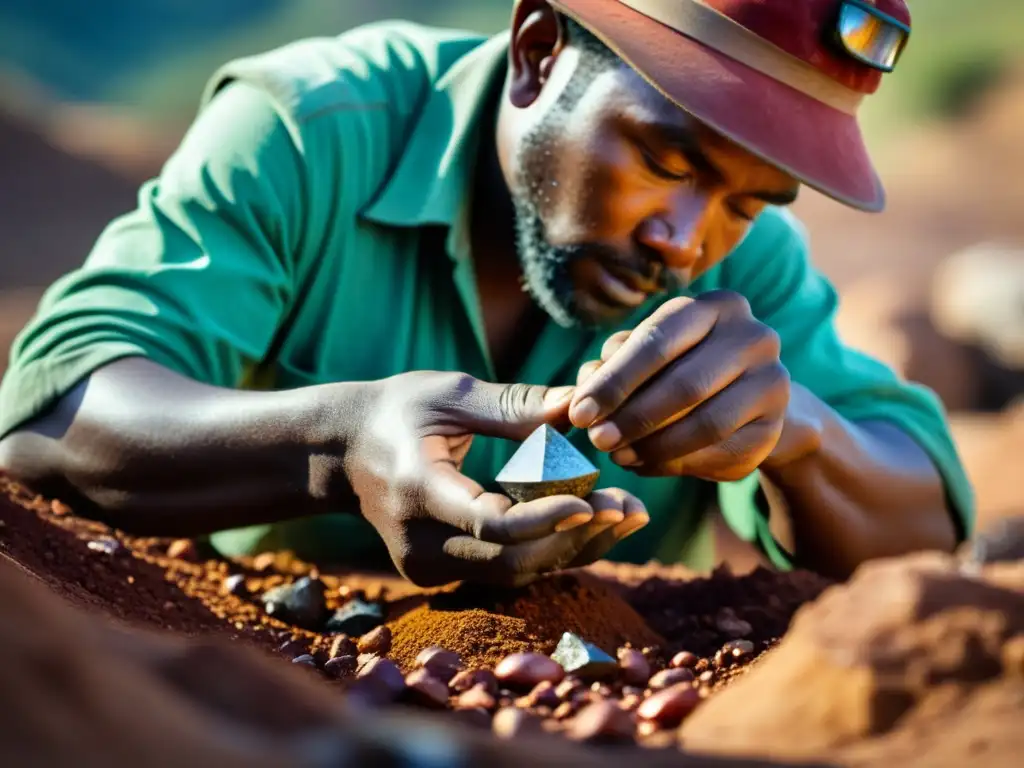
344, 371, 649, 587
568, 291, 791, 482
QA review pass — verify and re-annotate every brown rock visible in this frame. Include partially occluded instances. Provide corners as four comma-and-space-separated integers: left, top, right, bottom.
415, 646, 463, 682
167, 539, 199, 562
449, 668, 498, 696
515, 681, 560, 710
554, 676, 584, 701
566, 701, 635, 743
323, 655, 356, 679
454, 684, 497, 711
648, 667, 694, 690
681, 553, 1024, 762
636, 683, 702, 727
492, 708, 542, 740
328, 635, 357, 660
670, 651, 699, 669
349, 657, 406, 705
617, 647, 650, 686
403, 668, 449, 709
494, 652, 565, 689
357, 626, 392, 656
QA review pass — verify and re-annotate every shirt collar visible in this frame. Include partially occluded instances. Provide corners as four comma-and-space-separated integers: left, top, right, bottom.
358, 30, 510, 240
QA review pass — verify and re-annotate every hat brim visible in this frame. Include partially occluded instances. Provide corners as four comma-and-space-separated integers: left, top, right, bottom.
549, 0, 886, 212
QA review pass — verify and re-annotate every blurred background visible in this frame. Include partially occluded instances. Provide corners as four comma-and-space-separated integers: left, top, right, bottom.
1, 0, 1022, 551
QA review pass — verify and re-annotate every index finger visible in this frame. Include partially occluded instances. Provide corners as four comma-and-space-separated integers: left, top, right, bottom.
569, 298, 718, 428
421, 462, 595, 544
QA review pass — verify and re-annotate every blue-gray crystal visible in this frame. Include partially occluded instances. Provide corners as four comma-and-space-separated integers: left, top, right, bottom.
496, 425, 599, 502
326, 598, 384, 635
550, 631, 618, 680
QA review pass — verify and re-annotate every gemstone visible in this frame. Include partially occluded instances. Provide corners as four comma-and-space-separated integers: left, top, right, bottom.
495, 425, 600, 502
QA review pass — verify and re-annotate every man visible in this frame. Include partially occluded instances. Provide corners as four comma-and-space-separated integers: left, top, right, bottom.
0, 0, 973, 586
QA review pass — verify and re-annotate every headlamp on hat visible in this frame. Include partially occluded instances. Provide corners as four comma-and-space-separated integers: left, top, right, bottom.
830, 0, 910, 73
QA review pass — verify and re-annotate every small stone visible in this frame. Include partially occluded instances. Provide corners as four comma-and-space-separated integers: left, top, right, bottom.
648, 667, 694, 690
555, 677, 584, 701
492, 708, 543, 740
617, 647, 650, 686
325, 597, 383, 636
167, 539, 198, 561
50, 499, 72, 516
357, 625, 392, 656
87, 537, 121, 555
261, 577, 329, 630
404, 668, 449, 709
698, 670, 715, 684
252, 552, 277, 572
449, 668, 498, 696
715, 608, 753, 638
221, 574, 248, 597
327, 635, 356, 659
278, 638, 308, 659
291, 654, 317, 667
550, 632, 617, 681
713, 649, 728, 669
349, 657, 406, 705
725, 639, 755, 661
553, 700, 581, 720
495, 652, 566, 689
516, 681, 560, 710
495, 424, 600, 502
415, 647, 463, 682
670, 651, 699, 669
356, 653, 379, 672
454, 684, 497, 711
636, 683, 702, 727
566, 700, 635, 743
694, 658, 711, 673
324, 655, 357, 678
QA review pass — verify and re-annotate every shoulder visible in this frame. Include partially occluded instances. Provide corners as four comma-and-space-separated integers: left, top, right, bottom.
199, 20, 486, 128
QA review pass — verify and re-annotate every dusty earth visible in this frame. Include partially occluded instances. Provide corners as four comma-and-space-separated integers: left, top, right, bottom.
1, 471, 1022, 767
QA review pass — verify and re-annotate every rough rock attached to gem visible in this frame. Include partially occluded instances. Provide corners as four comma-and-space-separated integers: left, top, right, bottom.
495, 424, 599, 502
260, 576, 328, 630
325, 597, 383, 636
550, 632, 618, 681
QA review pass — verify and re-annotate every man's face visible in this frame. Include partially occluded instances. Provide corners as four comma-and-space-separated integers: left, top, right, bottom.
503, 42, 800, 330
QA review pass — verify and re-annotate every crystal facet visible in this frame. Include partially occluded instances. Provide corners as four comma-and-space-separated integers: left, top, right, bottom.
550, 632, 618, 681
495, 425, 600, 502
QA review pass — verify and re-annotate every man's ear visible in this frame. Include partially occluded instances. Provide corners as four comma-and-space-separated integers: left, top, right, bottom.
508, 1, 567, 108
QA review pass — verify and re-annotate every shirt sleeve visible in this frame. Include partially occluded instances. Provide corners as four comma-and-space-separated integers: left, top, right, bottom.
713, 208, 976, 569
0, 81, 310, 439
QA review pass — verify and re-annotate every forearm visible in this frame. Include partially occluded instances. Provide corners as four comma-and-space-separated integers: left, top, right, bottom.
758, 382, 958, 579
0, 357, 368, 536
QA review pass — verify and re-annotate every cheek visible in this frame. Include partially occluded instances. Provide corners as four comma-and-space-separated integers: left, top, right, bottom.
695, 212, 757, 275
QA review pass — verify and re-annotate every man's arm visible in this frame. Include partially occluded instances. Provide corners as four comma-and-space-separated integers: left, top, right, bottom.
758, 382, 956, 580
0, 357, 367, 536
721, 208, 974, 579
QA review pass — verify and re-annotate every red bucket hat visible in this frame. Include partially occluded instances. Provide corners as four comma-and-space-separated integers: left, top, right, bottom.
547, 0, 912, 212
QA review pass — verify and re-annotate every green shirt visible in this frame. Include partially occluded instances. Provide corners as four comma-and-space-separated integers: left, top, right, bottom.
0, 21, 974, 570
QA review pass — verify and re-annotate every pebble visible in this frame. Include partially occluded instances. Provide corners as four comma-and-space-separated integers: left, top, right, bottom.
715, 608, 753, 638
325, 597, 383, 636
261, 576, 329, 630
648, 667, 695, 689
166, 539, 198, 561
670, 650, 699, 669
349, 657, 406, 705
87, 537, 121, 555
404, 668, 450, 709
277, 638, 308, 659
357, 625, 392, 656
566, 700, 635, 742
553, 700, 581, 720
550, 632, 617, 681
221, 574, 248, 597
454, 684, 497, 711
448, 668, 498, 696
324, 655, 357, 679
636, 682, 702, 727
515, 680, 560, 710
617, 647, 651, 686
415, 647, 463, 683
554, 677, 584, 701
699, 670, 715, 684
495, 652, 566, 689
492, 708, 543, 740
724, 639, 755, 660
291, 654, 317, 667
328, 635, 358, 660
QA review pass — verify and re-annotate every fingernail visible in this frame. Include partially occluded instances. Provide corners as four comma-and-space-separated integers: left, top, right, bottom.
572, 397, 600, 427
594, 508, 626, 526
555, 511, 593, 532
614, 513, 650, 538
611, 447, 641, 466
545, 386, 575, 409
589, 421, 622, 451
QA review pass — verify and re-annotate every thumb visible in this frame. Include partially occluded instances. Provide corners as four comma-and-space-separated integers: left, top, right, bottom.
455, 380, 575, 441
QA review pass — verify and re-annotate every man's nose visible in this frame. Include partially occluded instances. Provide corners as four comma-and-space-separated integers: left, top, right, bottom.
634, 195, 709, 271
